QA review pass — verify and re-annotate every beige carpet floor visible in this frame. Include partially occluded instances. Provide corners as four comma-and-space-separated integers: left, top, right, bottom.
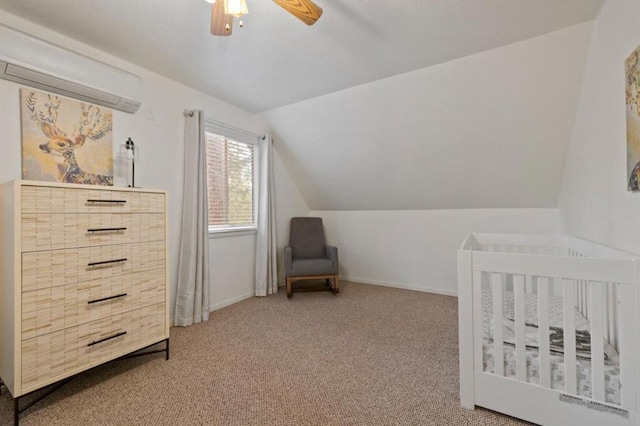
0, 281, 529, 425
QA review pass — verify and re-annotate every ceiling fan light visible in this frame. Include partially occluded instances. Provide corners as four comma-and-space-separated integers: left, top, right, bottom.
224, 0, 249, 18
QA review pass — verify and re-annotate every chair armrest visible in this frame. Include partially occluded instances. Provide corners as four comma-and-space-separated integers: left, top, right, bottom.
326, 245, 338, 269
284, 246, 293, 276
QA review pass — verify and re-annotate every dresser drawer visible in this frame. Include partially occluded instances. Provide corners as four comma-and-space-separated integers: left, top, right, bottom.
21, 186, 165, 213
22, 268, 166, 340
22, 213, 165, 252
22, 241, 165, 292
21, 303, 166, 392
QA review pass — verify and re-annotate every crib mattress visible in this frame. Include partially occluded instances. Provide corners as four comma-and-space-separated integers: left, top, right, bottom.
481, 290, 621, 405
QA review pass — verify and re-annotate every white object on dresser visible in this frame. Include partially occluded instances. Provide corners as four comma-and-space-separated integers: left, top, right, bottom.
0, 180, 169, 423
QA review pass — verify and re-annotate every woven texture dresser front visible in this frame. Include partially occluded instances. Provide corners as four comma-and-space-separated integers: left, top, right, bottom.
0, 181, 169, 397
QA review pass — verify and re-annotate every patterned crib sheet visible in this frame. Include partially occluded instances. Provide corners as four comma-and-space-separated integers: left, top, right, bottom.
481, 290, 621, 405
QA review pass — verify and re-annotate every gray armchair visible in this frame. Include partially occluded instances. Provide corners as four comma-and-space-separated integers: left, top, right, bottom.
285, 217, 339, 298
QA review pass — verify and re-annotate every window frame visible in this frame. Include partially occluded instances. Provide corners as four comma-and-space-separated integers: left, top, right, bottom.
203, 127, 259, 236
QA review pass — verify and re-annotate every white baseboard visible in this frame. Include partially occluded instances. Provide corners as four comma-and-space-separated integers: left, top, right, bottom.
209, 291, 254, 312
341, 275, 458, 297
169, 292, 254, 326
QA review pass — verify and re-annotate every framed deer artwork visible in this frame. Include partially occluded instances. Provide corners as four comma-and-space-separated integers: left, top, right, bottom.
20, 88, 114, 186
626, 44, 640, 191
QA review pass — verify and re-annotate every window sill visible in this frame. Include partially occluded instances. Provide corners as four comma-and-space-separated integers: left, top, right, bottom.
208, 227, 257, 239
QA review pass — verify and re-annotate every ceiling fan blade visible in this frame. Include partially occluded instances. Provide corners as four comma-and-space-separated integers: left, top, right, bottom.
272, 0, 323, 26
211, 0, 233, 36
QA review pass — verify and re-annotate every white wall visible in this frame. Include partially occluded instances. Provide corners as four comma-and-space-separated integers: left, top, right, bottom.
262, 23, 591, 297
314, 209, 559, 296
0, 11, 307, 318
559, 0, 640, 255
260, 22, 593, 212
273, 147, 311, 282
208, 233, 256, 310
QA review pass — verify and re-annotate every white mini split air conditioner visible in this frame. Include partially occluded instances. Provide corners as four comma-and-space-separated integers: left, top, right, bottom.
0, 24, 142, 114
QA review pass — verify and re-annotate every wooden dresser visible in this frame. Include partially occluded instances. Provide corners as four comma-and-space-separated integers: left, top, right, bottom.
0, 180, 169, 400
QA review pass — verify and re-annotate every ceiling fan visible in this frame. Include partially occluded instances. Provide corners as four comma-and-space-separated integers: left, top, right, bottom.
208, 0, 323, 36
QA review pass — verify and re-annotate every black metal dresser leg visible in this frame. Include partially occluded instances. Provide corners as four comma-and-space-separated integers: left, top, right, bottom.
7, 339, 169, 425
14, 397, 20, 426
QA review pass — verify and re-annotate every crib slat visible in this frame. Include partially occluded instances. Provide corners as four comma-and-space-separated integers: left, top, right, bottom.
583, 280, 590, 320
538, 277, 551, 388
578, 281, 583, 318
528, 274, 537, 295
563, 279, 577, 394
525, 274, 533, 294
492, 273, 504, 377
585, 280, 589, 318
588, 281, 605, 402
514, 275, 526, 382
618, 284, 636, 410
607, 283, 617, 348
604, 283, 610, 344
473, 270, 484, 372
505, 274, 513, 293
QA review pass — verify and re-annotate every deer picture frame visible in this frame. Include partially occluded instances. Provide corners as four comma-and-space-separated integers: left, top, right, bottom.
20, 88, 114, 186
626, 44, 640, 191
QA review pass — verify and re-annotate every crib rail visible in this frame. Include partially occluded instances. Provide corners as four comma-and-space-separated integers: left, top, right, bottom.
458, 233, 640, 417
460, 233, 565, 255
472, 251, 634, 284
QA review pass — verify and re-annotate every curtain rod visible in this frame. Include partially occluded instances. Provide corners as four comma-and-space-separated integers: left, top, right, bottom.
183, 109, 265, 140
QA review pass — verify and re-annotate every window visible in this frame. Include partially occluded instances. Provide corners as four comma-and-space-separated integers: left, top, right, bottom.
205, 131, 257, 232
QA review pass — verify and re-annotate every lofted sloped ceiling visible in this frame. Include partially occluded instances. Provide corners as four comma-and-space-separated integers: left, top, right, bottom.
0, 0, 602, 212
259, 22, 595, 211
0, 0, 602, 113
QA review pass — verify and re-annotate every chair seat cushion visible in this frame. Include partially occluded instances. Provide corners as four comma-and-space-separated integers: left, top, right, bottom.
290, 258, 337, 276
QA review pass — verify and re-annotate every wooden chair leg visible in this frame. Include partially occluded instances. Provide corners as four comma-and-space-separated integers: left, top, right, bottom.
286, 275, 339, 298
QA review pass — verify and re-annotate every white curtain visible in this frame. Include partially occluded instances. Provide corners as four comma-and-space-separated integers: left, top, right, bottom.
255, 134, 278, 296
175, 110, 210, 326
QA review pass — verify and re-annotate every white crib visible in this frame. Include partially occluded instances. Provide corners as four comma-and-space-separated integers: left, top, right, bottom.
457, 233, 640, 426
